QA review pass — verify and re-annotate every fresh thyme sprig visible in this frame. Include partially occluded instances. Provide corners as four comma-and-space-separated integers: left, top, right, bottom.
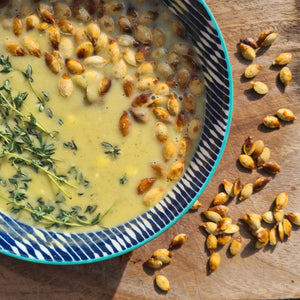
101, 142, 121, 159
0, 192, 112, 229
0, 89, 52, 136
0, 56, 49, 111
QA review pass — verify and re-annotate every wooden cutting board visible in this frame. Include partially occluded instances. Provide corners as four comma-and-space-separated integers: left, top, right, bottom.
0, 0, 299, 299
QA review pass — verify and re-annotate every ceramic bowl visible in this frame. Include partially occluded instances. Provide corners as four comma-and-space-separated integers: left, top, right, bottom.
0, 0, 232, 264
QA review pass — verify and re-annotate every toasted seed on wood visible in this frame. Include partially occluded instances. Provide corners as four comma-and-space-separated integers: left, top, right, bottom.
252, 140, 264, 159
217, 234, 231, 245
253, 177, 271, 191
262, 211, 275, 224
119, 111, 131, 137
230, 236, 242, 255
206, 234, 217, 254
244, 64, 262, 78
257, 147, 270, 167
263, 116, 281, 129
137, 178, 156, 194
223, 179, 234, 197
209, 205, 229, 216
279, 67, 292, 87
167, 160, 185, 181
233, 178, 242, 196
273, 209, 284, 223
213, 192, 229, 205
269, 226, 277, 246
239, 183, 253, 200
217, 217, 232, 232
223, 224, 239, 234
143, 187, 164, 206
240, 43, 255, 60
276, 108, 296, 121
258, 29, 277, 47
155, 275, 171, 292
58, 73, 73, 97
286, 212, 300, 225
144, 258, 163, 269
201, 222, 218, 235
240, 213, 262, 232
262, 162, 281, 174
243, 136, 255, 155
170, 233, 187, 249
239, 154, 255, 170
256, 228, 269, 244
203, 211, 222, 223
240, 37, 258, 49
278, 221, 284, 242
251, 81, 269, 94
209, 253, 220, 273
273, 53, 292, 65
283, 219, 292, 238
190, 200, 202, 210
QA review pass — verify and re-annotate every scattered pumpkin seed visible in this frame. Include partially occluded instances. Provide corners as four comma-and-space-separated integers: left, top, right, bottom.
169, 233, 187, 249
239, 183, 253, 201
261, 162, 281, 174
239, 154, 255, 170
276, 108, 296, 122
263, 116, 281, 129
279, 67, 292, 87
155, 275, 171, 292
240, 43, 256, 60
206, 234, 218, 254
283, 219, 292, 238
251, 81, 269, 94
229, 236, 242, 255
209, 253, 221, 273
286, 212, 300, 225
253, 177, 271, 191
273, 53, 292, 65
244, 64, 262, 78
213, 192, 230, 205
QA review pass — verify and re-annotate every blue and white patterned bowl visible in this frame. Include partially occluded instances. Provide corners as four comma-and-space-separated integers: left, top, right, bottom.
0, 0, 232, 264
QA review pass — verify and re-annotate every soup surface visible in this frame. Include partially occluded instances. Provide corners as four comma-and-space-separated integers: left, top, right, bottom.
0, 0, 205, 231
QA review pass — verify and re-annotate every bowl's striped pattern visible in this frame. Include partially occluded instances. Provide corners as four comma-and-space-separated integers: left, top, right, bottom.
0, 0, 232, 264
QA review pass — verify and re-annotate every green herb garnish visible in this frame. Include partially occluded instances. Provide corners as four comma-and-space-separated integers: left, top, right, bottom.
101, 142, 120, 159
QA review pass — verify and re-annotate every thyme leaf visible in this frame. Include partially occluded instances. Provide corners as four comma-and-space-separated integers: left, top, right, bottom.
101, 142, 120, 159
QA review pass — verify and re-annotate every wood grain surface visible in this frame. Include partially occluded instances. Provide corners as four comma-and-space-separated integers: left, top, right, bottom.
0, 0, 299, 299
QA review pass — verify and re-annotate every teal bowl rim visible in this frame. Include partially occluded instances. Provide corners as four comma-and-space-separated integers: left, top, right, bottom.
0, 0, 233, 265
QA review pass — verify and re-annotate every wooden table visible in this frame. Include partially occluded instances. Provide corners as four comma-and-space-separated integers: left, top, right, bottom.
0, 0, 299, 299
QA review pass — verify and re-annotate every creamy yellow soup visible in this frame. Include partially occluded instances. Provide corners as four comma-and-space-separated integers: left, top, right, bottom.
0, 0, 205, 231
